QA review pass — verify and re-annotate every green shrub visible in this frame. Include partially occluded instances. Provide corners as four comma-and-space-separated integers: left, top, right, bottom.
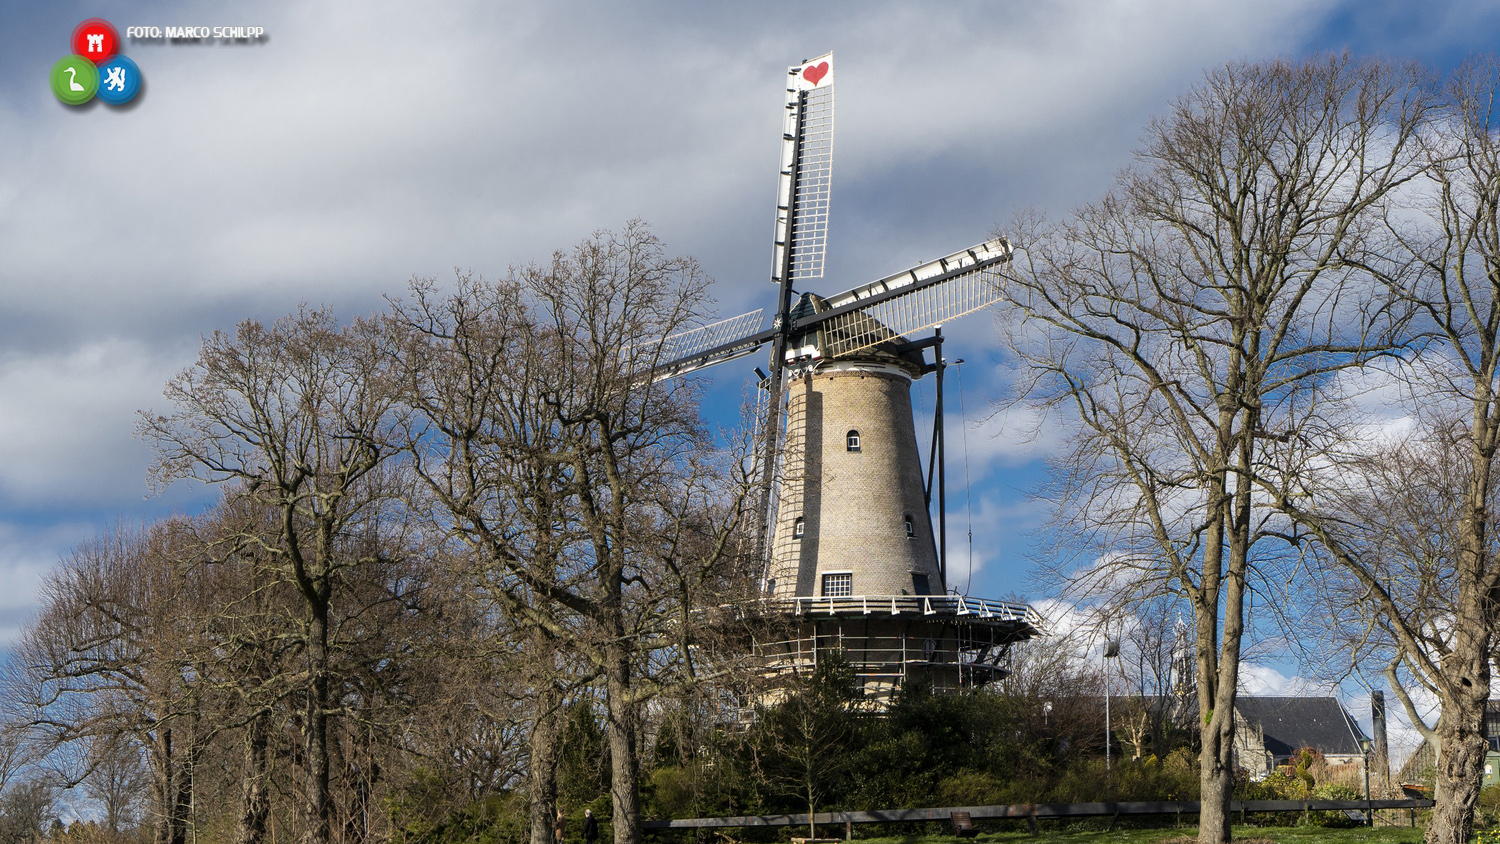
1043, 757, 1198, 804
1236, 770, 1300, 801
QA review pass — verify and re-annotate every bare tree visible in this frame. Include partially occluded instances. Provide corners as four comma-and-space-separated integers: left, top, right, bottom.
12, 520, 212, 844
747, 656, 858, 840
191, 500, 301, 844
81, 734, 150, 835
997, 629, 1110, 761
1109, 598, 1193, 762
0, 705, 35, 799
997, 55, 1430, 844
390, 223, 755, 844
1258, 59, 1500, 844
0, 780, 56, 844
140, 309, 405, 844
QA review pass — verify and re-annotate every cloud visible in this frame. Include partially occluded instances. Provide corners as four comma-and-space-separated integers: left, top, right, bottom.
0, 517, 99, 646
0, 338, 188, 508
945, 492, 1052, 594
1, 0, 1494, 677
1237, 663, 1323, 696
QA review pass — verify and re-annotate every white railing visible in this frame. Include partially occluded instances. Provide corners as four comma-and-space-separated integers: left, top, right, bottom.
764, 594, 1043, 629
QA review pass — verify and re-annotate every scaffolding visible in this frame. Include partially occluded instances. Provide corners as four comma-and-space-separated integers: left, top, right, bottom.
752, 594, 1042, 706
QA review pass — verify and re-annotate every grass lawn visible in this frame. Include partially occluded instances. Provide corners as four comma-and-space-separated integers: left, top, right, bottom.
849, 826, 1427, 844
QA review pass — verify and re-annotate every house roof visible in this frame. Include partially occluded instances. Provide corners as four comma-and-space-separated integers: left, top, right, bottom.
1236, 696, 1366, 759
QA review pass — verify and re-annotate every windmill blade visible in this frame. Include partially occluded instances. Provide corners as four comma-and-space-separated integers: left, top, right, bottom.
771, 52, 835, 285
648, 308, 771, 380
798, 237, 1012, 359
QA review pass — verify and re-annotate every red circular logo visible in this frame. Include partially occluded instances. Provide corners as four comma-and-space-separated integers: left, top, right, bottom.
71, 18, 119, 65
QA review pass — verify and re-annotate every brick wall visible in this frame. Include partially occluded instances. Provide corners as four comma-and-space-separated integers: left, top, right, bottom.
767, 361, 943, 597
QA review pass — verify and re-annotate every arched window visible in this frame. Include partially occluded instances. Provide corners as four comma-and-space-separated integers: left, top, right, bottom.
793, 517, 805, 539
904, 515, 915, 538
846, 430, 861, 452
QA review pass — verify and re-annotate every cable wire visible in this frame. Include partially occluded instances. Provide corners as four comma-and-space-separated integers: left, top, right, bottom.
955, 360, 976, 594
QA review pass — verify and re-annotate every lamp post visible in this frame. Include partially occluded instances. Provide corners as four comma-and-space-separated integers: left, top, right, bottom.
1103, 637, 1119, 771
1359, 736, 1373, 827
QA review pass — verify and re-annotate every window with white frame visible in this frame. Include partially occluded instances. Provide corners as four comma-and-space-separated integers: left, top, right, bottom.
821, 572, 852, 597
904, 515, 915, 538
846, 430, 861, 451
793, 517, 805, 539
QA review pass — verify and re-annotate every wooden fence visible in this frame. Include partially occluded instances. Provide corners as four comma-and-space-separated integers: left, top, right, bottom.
641, 798, 1436, 831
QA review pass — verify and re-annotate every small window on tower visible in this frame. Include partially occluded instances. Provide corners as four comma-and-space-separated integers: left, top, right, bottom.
904, 515, 915, 538
793, 517, 805, 539
846, 430, 861, 452
912, 573, 931, 595
822, 572, 852, 597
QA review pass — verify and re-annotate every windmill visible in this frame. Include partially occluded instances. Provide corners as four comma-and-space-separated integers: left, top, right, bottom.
655, 53, 1040, 701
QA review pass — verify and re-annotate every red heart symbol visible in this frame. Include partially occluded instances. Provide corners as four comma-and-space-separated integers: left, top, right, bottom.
802, 62, 829, 86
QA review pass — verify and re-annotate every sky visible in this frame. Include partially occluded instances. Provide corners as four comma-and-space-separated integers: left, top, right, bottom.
4, 0, 1499, 762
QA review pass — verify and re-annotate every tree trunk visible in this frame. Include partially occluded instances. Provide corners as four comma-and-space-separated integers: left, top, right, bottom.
806, 780, 816, 840
603, 640, 640, 844
1198, 696, 1236, 844
342, 734, 377, 844
529, 680, 563, 844
239, 714, 271, 844
1426, 628, 1491, 844
152, 727, 174, 844
1425, 407, 1500, 844
304, 604, 331, 844
170, 722, 198, 844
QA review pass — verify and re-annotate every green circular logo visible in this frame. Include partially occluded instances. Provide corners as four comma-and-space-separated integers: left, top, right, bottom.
51, 55, 98, 105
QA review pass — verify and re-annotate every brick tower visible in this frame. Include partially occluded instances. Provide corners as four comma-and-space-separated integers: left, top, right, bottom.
752, 299, 1038, 704
766, 356, 941, 600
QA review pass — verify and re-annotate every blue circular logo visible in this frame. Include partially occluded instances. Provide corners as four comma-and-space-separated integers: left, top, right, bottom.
94, 55, 141, 105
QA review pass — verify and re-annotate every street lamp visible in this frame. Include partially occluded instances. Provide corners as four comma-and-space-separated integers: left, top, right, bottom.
1359, 736, 1373, 827
1103, 637, 1120, 771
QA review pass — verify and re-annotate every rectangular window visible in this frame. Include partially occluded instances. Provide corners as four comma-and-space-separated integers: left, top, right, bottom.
821, 572, 852, 597
912, 573, 930, 595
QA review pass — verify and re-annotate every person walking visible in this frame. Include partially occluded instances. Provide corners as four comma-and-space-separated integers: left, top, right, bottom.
582, 809, 599, 844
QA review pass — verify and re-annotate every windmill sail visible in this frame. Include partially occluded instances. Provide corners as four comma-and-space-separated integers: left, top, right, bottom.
771, 52, 835, 285
648, 308, 769, 380
649, 238, 1012, 377
797, 237, 1012, 359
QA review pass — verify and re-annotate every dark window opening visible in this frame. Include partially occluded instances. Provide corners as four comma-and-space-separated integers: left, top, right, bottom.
912, 573, 931, 595
846, 430, 861, 452
793, 517, 805, 539
904, 515, 915, 538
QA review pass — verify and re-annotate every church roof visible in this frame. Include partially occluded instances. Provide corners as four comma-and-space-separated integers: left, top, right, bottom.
1237, 695, 1366, 758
